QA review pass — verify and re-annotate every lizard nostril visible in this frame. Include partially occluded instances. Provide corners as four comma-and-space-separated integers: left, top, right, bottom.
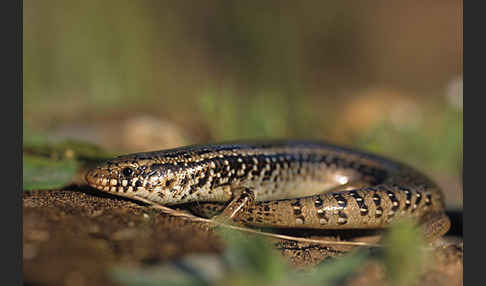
86, 169, 101, 186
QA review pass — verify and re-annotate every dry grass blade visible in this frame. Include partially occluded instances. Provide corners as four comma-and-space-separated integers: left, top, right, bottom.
133, 195, 382, 248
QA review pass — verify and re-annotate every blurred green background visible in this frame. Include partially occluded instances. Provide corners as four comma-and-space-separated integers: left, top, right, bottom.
23, 0, 462, 208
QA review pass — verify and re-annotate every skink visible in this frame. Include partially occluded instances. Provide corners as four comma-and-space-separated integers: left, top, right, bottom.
85, 141, 450, 238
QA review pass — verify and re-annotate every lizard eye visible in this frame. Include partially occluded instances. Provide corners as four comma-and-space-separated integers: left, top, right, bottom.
121, 167, 134, 177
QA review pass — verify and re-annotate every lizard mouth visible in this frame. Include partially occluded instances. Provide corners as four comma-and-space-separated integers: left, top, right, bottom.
85, 168, 112, 191
85, 168, 143, 194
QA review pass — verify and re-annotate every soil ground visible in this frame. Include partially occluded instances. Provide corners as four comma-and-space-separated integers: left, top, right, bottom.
23, 187, 462, 286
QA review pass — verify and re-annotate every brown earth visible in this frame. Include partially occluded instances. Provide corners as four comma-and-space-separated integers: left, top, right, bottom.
23, 187, 462, 286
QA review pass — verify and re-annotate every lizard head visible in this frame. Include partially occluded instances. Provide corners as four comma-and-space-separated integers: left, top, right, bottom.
85, 153, 181, 204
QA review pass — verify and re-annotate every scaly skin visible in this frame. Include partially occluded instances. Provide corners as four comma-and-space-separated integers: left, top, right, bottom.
85, 141, 450, 236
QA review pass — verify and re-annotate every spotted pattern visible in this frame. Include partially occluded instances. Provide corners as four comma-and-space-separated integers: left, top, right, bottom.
413, 192, 422, 212
332, 193, 348, 225
85, 141, 447, 232
290, 199, 306, 225
386, 190, 400, 220
404, 188, 412, 210
425, 193, 432, 206
350, 191, 368, 216
372, 193, 383, 218
313, 196, 329, 225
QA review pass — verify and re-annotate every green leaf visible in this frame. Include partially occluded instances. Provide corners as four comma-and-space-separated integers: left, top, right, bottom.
291, 248, 370, 286
23, 154, 79, 190
23, 139, 115, 164
110, 261, 212, 286
381, 219, 426, 286
217, 228, 288, 284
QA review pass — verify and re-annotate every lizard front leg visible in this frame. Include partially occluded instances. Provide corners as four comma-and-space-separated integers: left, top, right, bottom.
211, 187, 256, 225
